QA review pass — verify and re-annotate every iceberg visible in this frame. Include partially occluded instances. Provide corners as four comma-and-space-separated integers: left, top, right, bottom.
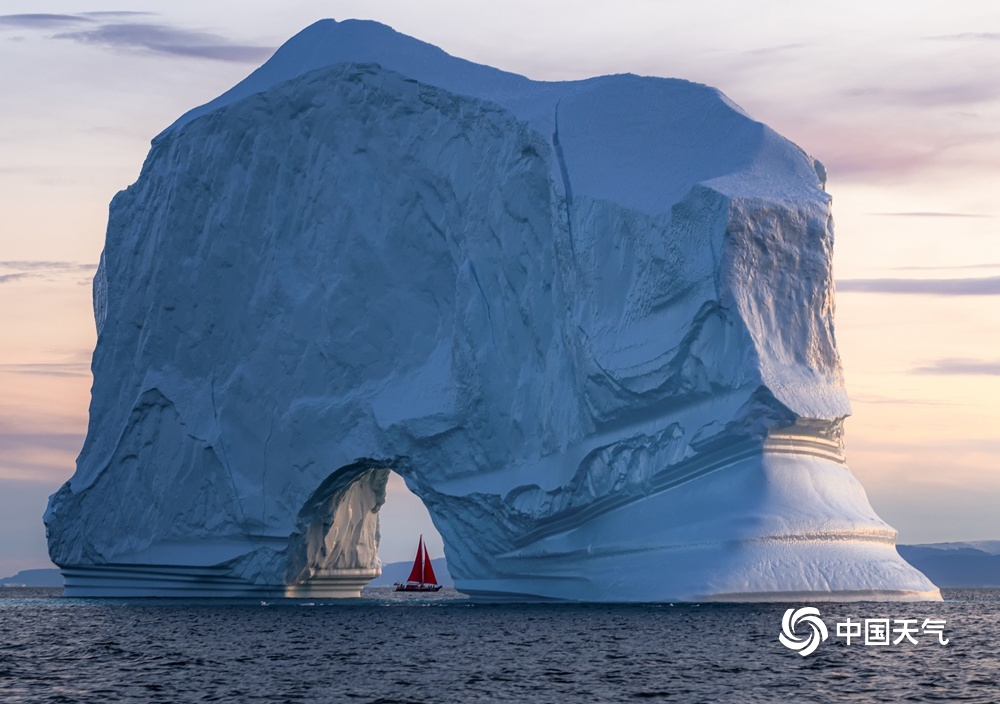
45, 19, 939, 601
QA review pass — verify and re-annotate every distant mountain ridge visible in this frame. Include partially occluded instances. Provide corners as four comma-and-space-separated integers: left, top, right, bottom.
0, 569, 64, 587
896, 543, 1000, 588
908, 541, 1000, 555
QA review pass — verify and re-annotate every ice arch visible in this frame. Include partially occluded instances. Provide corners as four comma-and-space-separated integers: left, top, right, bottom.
49, 451, 433, 598
44, 20, 939, 601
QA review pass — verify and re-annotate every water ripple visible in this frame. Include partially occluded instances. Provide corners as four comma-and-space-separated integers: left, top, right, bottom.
0, 588, 996, 702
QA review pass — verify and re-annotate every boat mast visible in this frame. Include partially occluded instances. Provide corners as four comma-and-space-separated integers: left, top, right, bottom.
420, 536, 426, 584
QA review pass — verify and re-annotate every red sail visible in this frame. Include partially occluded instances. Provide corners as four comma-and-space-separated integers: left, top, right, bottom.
405, 536, 425, 583
422, 540, 439, 585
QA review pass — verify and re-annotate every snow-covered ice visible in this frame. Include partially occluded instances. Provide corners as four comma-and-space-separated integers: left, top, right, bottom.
45, 19, 939, 601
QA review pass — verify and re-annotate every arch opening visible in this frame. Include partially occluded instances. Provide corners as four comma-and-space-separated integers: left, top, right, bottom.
282, 460, 445, 598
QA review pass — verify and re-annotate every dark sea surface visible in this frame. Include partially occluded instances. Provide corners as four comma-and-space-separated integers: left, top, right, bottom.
1, 587, 997, 703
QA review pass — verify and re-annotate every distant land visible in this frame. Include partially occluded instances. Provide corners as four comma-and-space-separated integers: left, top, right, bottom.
0, 569, 64, 587
896, 541, 1000, 588
5, 545, 997, 590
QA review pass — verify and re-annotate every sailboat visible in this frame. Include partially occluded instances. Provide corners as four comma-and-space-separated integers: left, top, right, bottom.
394, 535, 442, 592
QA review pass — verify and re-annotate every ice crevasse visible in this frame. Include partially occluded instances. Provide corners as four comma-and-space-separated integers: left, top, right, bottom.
45, 19, 940, 601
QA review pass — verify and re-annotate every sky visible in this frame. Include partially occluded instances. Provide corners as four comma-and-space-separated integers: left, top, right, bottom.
0, 1, 998, 577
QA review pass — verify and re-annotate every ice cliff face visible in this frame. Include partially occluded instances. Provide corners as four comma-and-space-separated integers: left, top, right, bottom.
45, 19, 939, 600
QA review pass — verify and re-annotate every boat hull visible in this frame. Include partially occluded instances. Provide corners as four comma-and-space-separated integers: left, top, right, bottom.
394, 583, 442, 592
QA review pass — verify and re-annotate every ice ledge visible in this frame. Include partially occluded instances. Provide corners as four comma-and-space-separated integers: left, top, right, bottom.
457, 585, 943, 604
59, 564, 380, 598
697, 589, 943, 603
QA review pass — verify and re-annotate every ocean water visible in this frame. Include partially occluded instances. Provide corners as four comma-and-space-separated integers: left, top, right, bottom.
1, 587, 997, 703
